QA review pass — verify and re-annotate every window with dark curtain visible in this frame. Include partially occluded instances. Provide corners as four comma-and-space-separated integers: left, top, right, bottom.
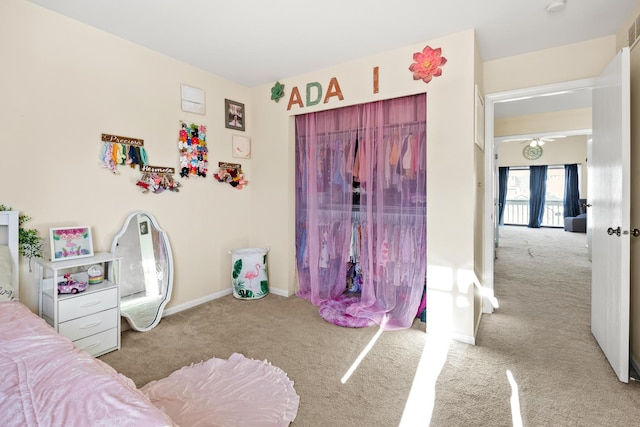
528, 165, 548, 228
498, 167, 510, 225
563, 163, 581, 217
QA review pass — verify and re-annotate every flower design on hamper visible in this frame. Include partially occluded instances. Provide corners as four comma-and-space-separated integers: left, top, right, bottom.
408, 45, 447, 84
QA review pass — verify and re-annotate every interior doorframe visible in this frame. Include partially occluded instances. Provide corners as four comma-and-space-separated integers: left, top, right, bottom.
482, 78, 596, 313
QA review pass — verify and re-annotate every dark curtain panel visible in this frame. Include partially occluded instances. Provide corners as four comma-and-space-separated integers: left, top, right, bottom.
528, 165, 548, 228
498, 167, 509, 225
563, 163, 581, 217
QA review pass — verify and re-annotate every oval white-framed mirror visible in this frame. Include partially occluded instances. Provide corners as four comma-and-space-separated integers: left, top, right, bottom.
111, 211, 173, 332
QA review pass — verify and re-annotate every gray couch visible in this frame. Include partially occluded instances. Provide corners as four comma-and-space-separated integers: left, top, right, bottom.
564, 198, 587, 233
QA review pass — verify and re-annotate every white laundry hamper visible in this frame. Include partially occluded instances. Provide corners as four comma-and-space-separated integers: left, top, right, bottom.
230, 247, 269, 300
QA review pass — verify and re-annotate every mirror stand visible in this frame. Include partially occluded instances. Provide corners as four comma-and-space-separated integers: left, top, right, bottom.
111, 211, 173, 332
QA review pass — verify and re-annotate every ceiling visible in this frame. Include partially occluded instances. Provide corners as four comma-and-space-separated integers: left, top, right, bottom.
494, 88, 593, 119
25, 0, 637, 88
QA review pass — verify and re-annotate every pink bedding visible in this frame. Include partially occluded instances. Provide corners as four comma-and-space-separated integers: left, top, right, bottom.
0, 301, 175, 427
142, 353, 300, 427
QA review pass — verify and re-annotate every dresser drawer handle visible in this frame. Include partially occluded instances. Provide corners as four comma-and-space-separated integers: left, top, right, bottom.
80, 321, 101, 329
82, 341, 100, 350
80, 300, 102, 308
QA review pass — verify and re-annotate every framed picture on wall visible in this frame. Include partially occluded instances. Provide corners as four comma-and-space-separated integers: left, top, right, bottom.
232, 135, 251, 159
139, 221, 149, 235
475, 85, 485, 150
225, 99, 245, 131
49, 226, 94, 262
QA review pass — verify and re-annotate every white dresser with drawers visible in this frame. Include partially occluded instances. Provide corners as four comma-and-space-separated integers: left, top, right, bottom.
37, 252, 121, 357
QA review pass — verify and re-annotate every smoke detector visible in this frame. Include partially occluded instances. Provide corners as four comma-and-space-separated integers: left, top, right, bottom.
547, 0, 567, 13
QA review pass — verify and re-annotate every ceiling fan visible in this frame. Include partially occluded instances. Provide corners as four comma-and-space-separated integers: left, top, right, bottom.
503, 135, 566, 147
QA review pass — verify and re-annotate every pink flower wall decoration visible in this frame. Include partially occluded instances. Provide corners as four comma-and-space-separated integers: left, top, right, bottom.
409, 46, 447, 84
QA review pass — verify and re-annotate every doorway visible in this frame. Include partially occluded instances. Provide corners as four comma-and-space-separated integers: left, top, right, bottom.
482, 78, 595, 314
483, 48, 632, 383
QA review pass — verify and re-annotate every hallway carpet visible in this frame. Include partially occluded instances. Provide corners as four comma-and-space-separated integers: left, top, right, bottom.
430, 226, 640, 426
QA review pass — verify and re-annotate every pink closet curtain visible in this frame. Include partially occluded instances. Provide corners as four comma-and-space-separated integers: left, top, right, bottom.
295, 106, 359, 303
295, 94, 426, 330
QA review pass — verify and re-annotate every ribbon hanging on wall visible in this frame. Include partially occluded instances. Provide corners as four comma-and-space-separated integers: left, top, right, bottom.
136, 165, 181, 194
178, 121, 208, 178
99, 133, 148, 175
214, 162, 248, 190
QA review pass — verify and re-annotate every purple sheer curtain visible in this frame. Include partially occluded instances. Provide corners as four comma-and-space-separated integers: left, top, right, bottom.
346, 95, 427, 330
295, 94, 427, 330
295, 106, 359, 304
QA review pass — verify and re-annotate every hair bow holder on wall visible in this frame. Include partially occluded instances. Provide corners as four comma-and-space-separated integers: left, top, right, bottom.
214, 162, 248, 189
100, 133, 148, 174
136, 165, 181, 194
178, 121, 208, 178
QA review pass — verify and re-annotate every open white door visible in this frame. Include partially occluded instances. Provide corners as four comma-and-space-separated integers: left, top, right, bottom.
590, 47, 631, 383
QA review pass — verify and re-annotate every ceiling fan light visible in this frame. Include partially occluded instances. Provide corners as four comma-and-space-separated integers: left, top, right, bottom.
547, 0, 567, 14
538, 140, 545, 146
530, 141, 537, 147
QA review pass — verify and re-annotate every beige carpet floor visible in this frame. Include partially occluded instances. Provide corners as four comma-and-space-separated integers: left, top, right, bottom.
430, 226, 640, 426
101, 290, 426, 426
100, 225, 640, 426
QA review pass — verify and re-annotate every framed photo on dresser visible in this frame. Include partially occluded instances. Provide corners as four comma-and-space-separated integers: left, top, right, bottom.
49, 226, 94, 262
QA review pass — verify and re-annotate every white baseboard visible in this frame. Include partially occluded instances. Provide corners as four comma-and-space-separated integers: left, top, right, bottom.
162, 287, 290, 317
474, 310, 483, 339
163, 288, 232, 317
451, 333, 476, 345
425, 327, 476, 345
268, 287, 290, 297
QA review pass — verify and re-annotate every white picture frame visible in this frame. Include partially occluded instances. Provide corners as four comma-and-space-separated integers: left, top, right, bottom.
475, 85, 485, 150
49, 226, 94, 262
232, 135, 251, 159
181, 84, 206, 115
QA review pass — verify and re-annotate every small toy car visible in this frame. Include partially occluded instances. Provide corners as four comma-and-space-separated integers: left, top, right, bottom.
57, 273, 88, 294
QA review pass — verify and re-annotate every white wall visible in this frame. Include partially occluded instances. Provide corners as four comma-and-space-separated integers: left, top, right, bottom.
473, 34, 485, 337
3, 0, 480, 340
0, 0, 253, 312
250, 30, 479, 341
4, 0, 627, 343
484, 36, 616, 94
